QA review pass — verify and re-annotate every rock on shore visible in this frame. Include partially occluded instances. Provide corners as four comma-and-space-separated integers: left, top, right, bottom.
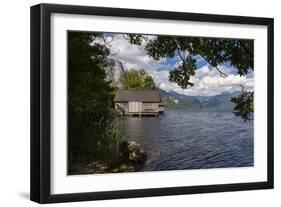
119, 140, 148, 163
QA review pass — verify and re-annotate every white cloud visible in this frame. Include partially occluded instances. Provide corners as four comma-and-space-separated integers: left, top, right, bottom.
163, 66, 254, 96
94, 34, 254, 96
101, 34, 160, 72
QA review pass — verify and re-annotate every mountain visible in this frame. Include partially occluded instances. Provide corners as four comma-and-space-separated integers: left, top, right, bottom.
160, 89, 240, 110
160, 90, 203, 109
105, 59, 124, 88
202, 91, 240, 110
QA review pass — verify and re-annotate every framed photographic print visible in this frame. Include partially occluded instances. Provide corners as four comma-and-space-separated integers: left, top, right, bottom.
30, 3, 274, 203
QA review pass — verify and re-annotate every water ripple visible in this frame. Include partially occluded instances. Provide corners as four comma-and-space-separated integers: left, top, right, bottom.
118, 109, 254, 172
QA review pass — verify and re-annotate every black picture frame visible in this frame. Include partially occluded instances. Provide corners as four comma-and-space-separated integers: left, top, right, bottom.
30, 3, 274, 203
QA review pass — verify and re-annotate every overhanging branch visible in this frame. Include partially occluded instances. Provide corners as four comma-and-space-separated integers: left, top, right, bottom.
200, 55, 228, 78
173, 39, 228, 78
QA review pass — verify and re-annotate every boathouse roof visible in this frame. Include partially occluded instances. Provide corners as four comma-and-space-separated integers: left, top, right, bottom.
114, 90, 161, 103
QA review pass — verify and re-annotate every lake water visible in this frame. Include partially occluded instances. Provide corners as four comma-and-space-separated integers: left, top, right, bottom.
118, 109, 253, 171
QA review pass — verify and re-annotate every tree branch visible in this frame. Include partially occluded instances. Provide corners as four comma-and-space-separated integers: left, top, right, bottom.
200, 55, 228, 78
238, 40, 253, 57
176, 44, 186, 64
173, 39, 187, 65
173, 39, 228, 78
102, 34, 113, 45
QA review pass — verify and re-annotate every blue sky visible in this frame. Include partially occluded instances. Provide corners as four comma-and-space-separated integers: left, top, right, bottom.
96, 33, 254, 96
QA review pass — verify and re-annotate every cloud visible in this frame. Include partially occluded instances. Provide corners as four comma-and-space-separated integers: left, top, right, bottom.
95, 33, 254, 96
159, 65, 254, 96
98, 34, 161, 72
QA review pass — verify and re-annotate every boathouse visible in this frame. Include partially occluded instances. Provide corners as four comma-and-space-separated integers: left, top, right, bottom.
114, 90, 165, 116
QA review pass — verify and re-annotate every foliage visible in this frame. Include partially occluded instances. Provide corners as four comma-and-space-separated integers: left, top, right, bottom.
169, 56, 196, 88
125, 34, 254, 121
231, 90, 254, 121
68, 32, 121, 167
122, 69, 156, 90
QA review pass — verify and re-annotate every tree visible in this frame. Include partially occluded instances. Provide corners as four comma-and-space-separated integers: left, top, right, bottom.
124, 34, 254, 120
68, 32, 121, 169
122, 69, 156, 90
